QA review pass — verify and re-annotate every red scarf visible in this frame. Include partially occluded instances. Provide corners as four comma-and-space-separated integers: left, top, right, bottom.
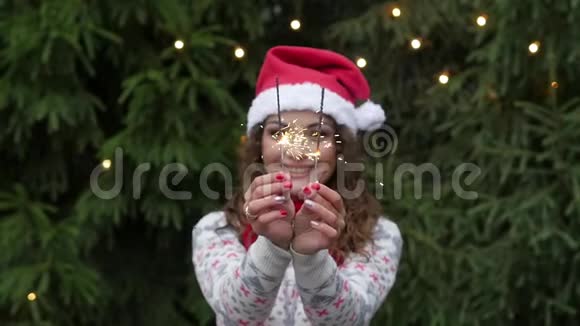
241, 199, 344, 266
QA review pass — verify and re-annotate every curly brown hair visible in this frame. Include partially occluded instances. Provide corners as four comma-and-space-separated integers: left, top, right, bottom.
224, 119, 383, 259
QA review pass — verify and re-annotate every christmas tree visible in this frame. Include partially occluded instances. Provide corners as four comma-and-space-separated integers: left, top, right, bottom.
1, 0, 578, 325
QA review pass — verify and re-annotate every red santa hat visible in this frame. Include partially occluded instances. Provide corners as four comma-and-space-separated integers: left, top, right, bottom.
246, 45, 386, 134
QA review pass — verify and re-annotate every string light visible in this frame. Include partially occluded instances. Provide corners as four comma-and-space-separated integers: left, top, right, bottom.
438, 72, 450, 84
392, 7, 401, 17
234, 46, 245, 59
476, 15, 487, 27
356, 57, 367, 68
102, 159, 112, 169
411, 38, 422, 50
290, 19, 301, 31
528, 41, 540, 54
27, 292, 37, 301
174, 40, 184, 49
551, 81, 559, 89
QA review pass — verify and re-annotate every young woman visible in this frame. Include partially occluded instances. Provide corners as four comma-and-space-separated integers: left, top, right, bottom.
192, 46, 402, 325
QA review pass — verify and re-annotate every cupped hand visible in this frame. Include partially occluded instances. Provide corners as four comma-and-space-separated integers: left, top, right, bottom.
243, 172, 294, 249
291, 182, 346, 255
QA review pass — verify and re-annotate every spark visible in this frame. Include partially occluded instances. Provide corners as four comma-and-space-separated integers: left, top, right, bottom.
306, 150, 321, 160
272, 120, 312, 160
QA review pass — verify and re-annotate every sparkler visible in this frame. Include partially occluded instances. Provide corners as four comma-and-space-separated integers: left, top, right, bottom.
271, 84, 326, 183
275, 77, 285, 170
311, 88, 325, 183
272, 120, 311, 160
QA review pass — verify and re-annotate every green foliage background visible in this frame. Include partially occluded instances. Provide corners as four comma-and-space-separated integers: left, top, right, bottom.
1, 0, 579, 325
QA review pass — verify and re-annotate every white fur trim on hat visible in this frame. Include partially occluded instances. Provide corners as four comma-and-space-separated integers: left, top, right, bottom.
247, 83, 358, 134
355, 100, 386, 131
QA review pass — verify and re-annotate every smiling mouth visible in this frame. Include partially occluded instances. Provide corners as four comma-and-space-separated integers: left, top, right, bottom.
286, 166, 313, 176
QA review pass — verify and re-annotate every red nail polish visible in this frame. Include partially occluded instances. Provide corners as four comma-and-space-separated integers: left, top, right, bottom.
283, 181, 292, 189
275, 173, 285, 181
280, 209, 288, 216
311, 182, 320, 191
303, 186, 311, 195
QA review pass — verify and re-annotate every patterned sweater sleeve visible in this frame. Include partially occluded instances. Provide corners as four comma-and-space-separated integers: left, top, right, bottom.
291, 217, 403, 325
192, 212, 292, 325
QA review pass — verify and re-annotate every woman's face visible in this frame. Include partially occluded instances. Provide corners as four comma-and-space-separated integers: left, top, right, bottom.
262, 110, 337, 193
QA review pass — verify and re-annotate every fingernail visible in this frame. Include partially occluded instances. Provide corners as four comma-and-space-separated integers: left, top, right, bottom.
274, 195, 286, 203
280, 209, 288, 217
303, 186, 311, 195
311, 182, 320, 191
283, 181, 292, 189
304, 199, 314, 208
275, 173, 285, 181
310, 220, 319, 227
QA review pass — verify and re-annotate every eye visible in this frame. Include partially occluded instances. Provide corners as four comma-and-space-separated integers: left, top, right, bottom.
266, 128, 279, 136
307, 130, 320, 139
309, 128, 332, 138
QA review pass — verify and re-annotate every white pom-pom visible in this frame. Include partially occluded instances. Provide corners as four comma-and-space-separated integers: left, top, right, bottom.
356, 101, 386, 131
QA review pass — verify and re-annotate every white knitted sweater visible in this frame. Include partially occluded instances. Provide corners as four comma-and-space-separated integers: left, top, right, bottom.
192, 211, 402, 325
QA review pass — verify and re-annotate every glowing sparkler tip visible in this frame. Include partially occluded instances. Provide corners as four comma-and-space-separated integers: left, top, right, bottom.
273, 120, 311, 160
306, 150, 321, 161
